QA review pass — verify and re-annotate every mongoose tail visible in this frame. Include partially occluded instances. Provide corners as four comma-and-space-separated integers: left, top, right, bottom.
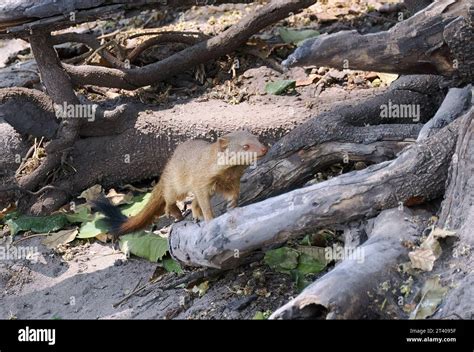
93, 182, 165, 238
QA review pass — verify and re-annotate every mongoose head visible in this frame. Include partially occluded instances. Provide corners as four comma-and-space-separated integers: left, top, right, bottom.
217, 130, 268, 167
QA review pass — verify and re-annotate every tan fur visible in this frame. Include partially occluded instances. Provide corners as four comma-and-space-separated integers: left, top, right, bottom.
118, 131, 267, 235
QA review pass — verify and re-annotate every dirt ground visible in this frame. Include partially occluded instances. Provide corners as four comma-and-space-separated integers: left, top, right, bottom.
0, 1, 403, 319
0, 235, 298, 319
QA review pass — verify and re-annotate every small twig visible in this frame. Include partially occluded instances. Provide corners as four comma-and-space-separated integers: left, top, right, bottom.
113, 277, 162, 308
127, 32, 208, 62
15, 144, 35, 177
12, 233, 49, 245
84, 40, 116, 65
127, 30, 204, 39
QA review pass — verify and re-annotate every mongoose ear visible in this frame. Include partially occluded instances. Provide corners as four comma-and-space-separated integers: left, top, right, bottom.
218, 137, 229, 151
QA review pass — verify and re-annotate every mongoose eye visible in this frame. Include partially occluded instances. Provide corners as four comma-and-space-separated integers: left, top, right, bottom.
243, 144, 249, 150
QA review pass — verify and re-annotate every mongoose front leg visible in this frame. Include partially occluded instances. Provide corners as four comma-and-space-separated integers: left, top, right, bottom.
227, 185, 240, 209
191, 199, 203, 220
226, 193, 239, 209
194, 189, 214, 221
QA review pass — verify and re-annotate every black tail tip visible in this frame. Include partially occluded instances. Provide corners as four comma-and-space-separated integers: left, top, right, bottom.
91, 195, 128, 238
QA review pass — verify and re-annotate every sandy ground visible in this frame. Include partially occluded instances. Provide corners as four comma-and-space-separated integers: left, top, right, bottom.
0, 236, 296, 319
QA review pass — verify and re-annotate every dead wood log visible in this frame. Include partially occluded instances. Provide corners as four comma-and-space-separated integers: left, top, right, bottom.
0, 120, 30, 205
0, 0, 256, 38
404, 0, 434, 14
235, 75, 446, 207
0, 87, 58, 139
283, 0, 474, 83
271, 106, 474, 321
0, 88, 317, 212
433, 105, 474, 319
169, 117, 460, 269
62, 0, 316, 89
417, 85, 472, 141
16, 32, 82, 214
270, 208, 431, 319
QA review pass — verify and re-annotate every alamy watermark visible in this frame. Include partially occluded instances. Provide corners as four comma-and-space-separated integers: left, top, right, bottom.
380, 100, 420, 122
18, 326, 55, 345
217, 150, 258, 169
325, 244, 365, 264
0, 245, 39, 263
54, 102, 97, 122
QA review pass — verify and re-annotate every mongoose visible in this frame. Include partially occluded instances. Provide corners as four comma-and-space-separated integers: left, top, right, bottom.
93, 130, 268, 238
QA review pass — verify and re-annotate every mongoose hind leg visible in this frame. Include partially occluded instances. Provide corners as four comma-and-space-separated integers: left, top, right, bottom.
165, 203, 184, 222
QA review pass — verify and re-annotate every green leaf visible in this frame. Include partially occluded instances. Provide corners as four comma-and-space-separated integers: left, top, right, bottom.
265, 80, 296, 95
162, 257, 183, 274
264, 247, 299, 274
290, 270, 312, 292
299, 235, 312, 246
119, 232, 168, 262
279, 27, 319, 45
296, 253, 326, 275
120, 193, 152, 217
410, 276, 448, 319
64, 204, 93, 223
77, 215, 109, 238
1, 210, 19, 222
253, 310, 272, 320
6, 214, 69, 236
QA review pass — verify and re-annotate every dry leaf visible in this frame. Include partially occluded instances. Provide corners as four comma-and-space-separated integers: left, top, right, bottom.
410, 276, 448, 319
420, 233, 442, 258
78, 184, 103, 202
42, 228, 78, 249
431, 227, 457, 239
377, 72, 399, 85
409, 227, 455, 271
95, 233, 110, 243
0, 204, 16, 220
106, 188, 134, 206
409, 248, 436, 271
296, 74, 320, 87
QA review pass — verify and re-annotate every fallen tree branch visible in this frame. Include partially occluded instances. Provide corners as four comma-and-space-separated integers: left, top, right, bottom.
434, 106, 474, 319
16, 32, 82, 213
283, 0, 474, 82
0, 87, 58, 139
0, 0, 257, 38
51, 32, 127, 68
270, 208, 430, 319
235, 75, 446, 207
417, 85, 472, 141
127, 32, 209, 63
63, 0, 316, 89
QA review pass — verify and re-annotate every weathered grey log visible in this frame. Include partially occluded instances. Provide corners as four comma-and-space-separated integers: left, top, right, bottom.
0, 120, 29, 205
169, 118, 460, 269
417, 85, 472, 141
0, 0, 256, 37
236, 75, 445, 207
270, 208, 430, 319
434, 106, 474, 319
404, 0, 434, 14
283, 0, 474, 82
